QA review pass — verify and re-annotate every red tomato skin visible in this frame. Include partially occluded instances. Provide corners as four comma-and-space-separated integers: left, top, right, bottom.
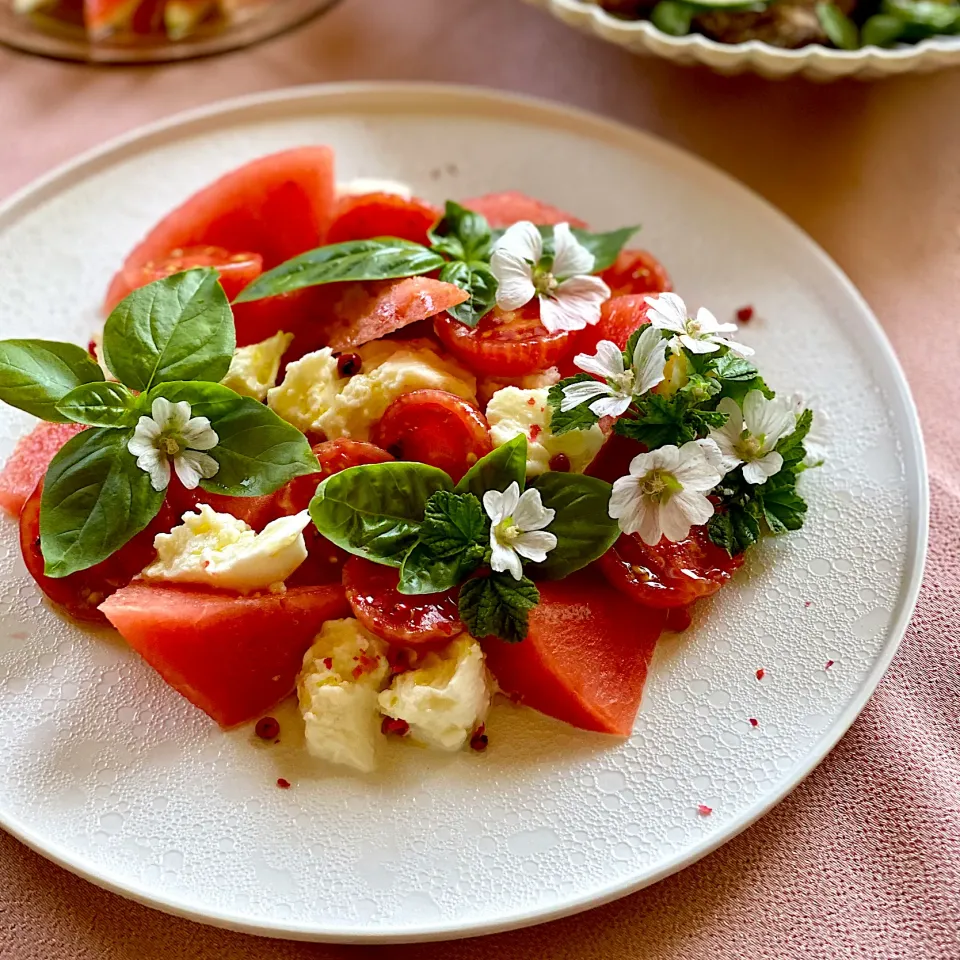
600, 249, 672, 298
19, 480, 178, 624
558, 295, 652, 377
461, 191, 587, 229
481, 569, 666, 735
0, 422, 85, 518
326, 193, 441, 246
99, 581, 350, 727
433, 304, 573, 377
342, 556, 465, 646
598, 527, 743, 609
104, 147, 336, 314
373, 389, 492, 483
584, 432, 645, 485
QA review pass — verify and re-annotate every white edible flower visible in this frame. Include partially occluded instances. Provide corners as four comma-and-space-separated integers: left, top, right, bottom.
709, 391, 796, 485
644, 293, 754, 358
608, 441, 723, 545
127, 397, 219, 492
490, 221, 611, 334
561, 325, 668, 417
483, 481, 557, 580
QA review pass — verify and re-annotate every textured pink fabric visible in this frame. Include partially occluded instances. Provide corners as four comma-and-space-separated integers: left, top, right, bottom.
1, 0, 959, 956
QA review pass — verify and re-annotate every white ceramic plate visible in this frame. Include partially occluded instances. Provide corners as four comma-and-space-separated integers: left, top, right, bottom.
524, 0, 960, 80
0, 84, 926, 943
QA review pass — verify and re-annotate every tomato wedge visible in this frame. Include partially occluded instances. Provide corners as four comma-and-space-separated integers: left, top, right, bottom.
558, 294, 652, 377
460, 191, 587, 229
373, 389, 492, 483
434, 303, 572, 377
19, 480, 177, 624
601, 249, 672, 298
342, 556, 464, 646
598, 526, 743, 609
327, 193, 441, 246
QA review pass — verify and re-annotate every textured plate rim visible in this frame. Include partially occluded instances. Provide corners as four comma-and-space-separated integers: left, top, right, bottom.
0, 82, 929, 943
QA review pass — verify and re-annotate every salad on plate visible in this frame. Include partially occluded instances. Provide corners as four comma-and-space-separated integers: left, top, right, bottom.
0, 147, 819, 775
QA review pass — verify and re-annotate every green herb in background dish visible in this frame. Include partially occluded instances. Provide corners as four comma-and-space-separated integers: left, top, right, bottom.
816, 2, 860, 49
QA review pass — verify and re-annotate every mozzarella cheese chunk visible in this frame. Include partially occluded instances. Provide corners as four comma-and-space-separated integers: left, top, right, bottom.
335, 178, 414, 200
378, 636, 492, 752
485, 386, 605, 477
298, 619, 389, 773
141, 505, 309, 594
268, 339, 477, 441
221, 331, 293, 401
477, 367, 561, 408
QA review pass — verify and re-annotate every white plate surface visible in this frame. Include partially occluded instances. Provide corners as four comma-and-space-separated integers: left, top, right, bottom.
0, 84, 927, 942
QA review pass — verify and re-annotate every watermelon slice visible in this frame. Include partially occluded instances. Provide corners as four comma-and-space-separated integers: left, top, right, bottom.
104, 147, 336, 314
326, 193, 441, 246
481, 569, 666, 735
84, 0, 141, 37
100, 581, 350, 727
0, 422, 85, 518
460, 191, 587, 229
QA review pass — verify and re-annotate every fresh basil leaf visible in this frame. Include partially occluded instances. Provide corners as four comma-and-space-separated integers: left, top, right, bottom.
547, 376, 604, 436
816, 2, 860, 48
103, 269, 235, 391
56, 381, 139, 428
527, 473, 619, 579
429, 201, 493, 262
419, 491, 488, 557
0, 340, 104, 422
533, 225, 639, 274
439, 260, 498, 327
39, 427, 164, 578
458, 572, 539, 643
882, 0, 960, 32
310, 460, 453, 566
153, 381, 319, 496
651, 0, 695, 35
234, 239, 445, 303
398, 541, 485, 595
455, 435, 528, 498
861, 13, 905, 45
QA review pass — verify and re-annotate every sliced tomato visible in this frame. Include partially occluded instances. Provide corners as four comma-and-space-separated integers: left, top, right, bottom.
20, 480, 178, 624
342, 556, 464, 646
0, 422, 85, 518
558, 294, 652, 377
601, 249, 672, 297
104, 147, 335, 314
460, 191, 587, 229
99, 581, 350, 727
326, 193, 442, 246
323, 277, 469, 352
584, 431, 644, 485
373, 390, 491, 483
481, 569, 666, 735
598, 526, 743, 609
433, 303, 572, 377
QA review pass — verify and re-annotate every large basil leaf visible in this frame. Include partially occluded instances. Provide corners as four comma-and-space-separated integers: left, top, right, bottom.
0, 340, 104, 422
154, 381, 318, 496
56, 381, 139, 428
455, 435, 527, 499
234, 239, 445, 302
526, 472, 619, 579
428, 201, 493, 262
521, 225, 638, 274
103, 269, 235, 391
40, 427, 164, 578
309, 461, 453, 566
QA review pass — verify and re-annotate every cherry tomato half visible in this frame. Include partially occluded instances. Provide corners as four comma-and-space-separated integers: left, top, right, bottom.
600, 249, 672, 298
434, 303, 573, 377
372, 389, 492, 483
597, 525, 743, 610
342, 556, 465, 646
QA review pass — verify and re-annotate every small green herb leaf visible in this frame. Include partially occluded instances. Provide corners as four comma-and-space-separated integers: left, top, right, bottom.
651, 0, 695, 36
0, 340, 104, 422
458, 572, 540, 643
710, 353, 759, 382
234, 240, 445, 302
861, 13, 905, 45
39, 427, 164, 578
429, 201, 493, 262
882, 0, 960, 34
817, 2, 860, 48
56, 381, 139, 428
438, 260, 498, 327
776, 408, 813, 468
310, 460, 453, 566
616, 393, 727, 449
547, 376, 603, 436
455, 435, 528, 499
398, 541, 485, 595
103, 269, 235, 391
418, 490, 488, 557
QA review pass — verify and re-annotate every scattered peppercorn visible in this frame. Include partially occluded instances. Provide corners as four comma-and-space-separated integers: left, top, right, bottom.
470, 725, 489, 751
748, 718, 759, 728
382, 717, 410, 736
548, 452, 571, 472
736, 306, 754, 323
755, 668, 765, 680
698, 804, 712, 816
276, 778, 291, 789
337, 352, 362, 377
825, 660, 835, 671
255, 716, 280, 740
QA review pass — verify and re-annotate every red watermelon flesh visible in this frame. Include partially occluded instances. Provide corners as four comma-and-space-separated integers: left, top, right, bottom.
460, 191, 588, 229
481, 569, 666, 735
0, 422, 85, 518
103, 147, 336, 315
100, 581, 350, 728
84, 0, 141, 36
326, 193, 441, 246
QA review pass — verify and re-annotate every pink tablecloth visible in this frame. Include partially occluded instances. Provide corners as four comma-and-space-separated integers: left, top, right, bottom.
1, 1, 959, 957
